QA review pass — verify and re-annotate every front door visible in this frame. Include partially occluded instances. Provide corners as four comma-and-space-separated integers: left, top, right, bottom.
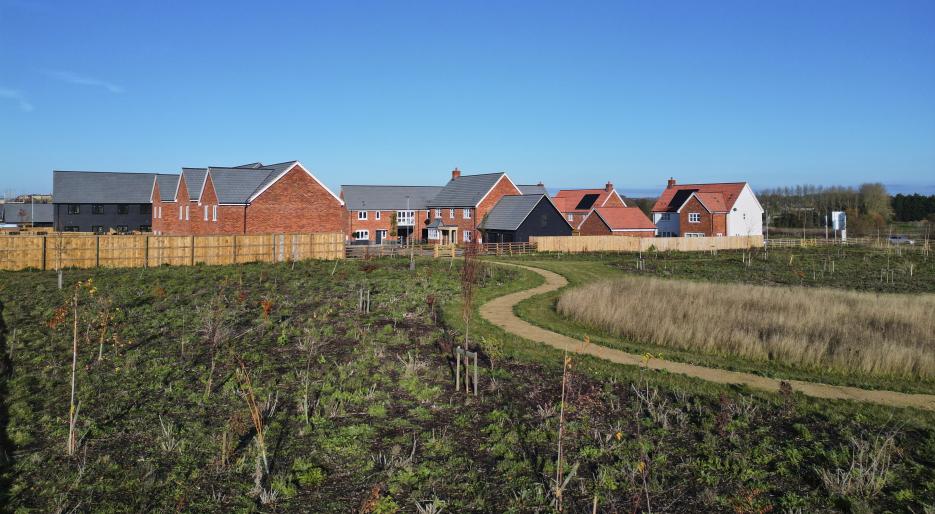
376, 230, 387, 244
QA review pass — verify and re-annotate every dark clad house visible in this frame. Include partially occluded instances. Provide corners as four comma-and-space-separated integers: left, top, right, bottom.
1, 203, 54, 227
53, 171, 171, 233
479, 194, 572, 243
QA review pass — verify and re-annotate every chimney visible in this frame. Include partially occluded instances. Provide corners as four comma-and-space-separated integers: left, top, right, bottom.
537, 181, 544, 187
451, 167, 461, 180
605, 181, 613, 192
667, 177, 676, 188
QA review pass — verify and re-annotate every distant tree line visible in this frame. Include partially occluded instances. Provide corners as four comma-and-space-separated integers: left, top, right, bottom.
892, 194, 935, 222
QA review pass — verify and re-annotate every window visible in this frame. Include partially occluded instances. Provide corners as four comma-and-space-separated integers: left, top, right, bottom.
92, 204, 105, 215
63, 226, 79, 232
463, 209, 471, 219
375, 211, 381, 220
157, 206, 162, 219
117, 204, 129, 215
179, 206, 183, 220
434, 208, 442, 218
185, 205, 189, 221
396, 210, 414, 226
115, 225, 128, 233
463, 230, 472, 242
357, 211, 368, 220
448, 209, 455, 218
688, 212, 701, 223
684, 232, 704, 238
139, 225, 151, 232
139, 204, 151, 215
352, 230, 369, 240
67, 204, 80, 215
743, 213, 747, 220
660, 213, 671, 221
377, 230, 388, 240
567, 214, 574, 221
204, 206, 209, 221
428, 228, 439, 240
212, 205, 218, 222
91, 225, 104, 234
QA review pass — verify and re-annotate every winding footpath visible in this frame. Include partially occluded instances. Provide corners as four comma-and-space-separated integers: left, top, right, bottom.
480, 262, 935, 411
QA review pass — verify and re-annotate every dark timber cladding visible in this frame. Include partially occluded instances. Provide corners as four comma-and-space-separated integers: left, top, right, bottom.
479, 194, 572, 243
52, 170, 169, 233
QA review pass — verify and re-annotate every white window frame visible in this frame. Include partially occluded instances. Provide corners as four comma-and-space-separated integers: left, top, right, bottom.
375, 211, 381, 220
684, 232, 705, 238
449, 208, 455, 219
462, 208, 471, 219
185, 205, 190, 221
377, 229, 388, 240
428, 228, 439, 240
688, 212, 701, 223
204, 205, 209, 221
352, 230, 369, 240
178, 205, 183, 220
661, 213, 671, 221
212, 205, 218, 222
357, 211, 368, 220
157, 206, 162, 219
434, 208, 442, 218
463, 230, 472, 242
567, 214, 574, 221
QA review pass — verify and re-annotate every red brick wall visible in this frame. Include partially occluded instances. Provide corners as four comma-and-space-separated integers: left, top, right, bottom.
679, 196, 726, 236
348, 210, 431, 242
156, 176, 191, 235
428, 175, 521, 243
151, 181, 166, 234
616, 229, 656, 238
245, 163, 345, 234
578, 212, 611, 235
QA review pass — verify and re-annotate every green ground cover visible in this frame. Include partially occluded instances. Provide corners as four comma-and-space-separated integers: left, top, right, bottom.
497, 245, 935, 394
0, 255, 932, 512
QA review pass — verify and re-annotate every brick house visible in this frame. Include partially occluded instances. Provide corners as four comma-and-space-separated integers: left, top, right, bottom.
425, 169, 522, 244
552, 183, 626, 229
578, 207, 657, 237
152, 161, 345, 235
341, 185, 443, 244
651, 179, 763, 237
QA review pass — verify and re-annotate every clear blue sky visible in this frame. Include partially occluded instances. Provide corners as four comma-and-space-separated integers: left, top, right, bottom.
1, 0, 934, 198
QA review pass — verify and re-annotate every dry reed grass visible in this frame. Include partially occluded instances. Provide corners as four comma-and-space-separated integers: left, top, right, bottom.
556, 277, 935, 378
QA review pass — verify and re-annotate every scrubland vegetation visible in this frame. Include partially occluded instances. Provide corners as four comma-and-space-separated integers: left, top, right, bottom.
0, 253, 933, 512
557, 276, 935, 378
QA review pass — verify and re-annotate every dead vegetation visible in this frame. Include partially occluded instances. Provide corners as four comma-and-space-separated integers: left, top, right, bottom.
557, 276, 935, 378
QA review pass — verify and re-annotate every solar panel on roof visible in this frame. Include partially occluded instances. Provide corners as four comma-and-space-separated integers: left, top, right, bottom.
575, 194, 600, 210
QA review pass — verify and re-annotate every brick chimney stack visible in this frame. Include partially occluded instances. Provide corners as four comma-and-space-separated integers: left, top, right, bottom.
667, 177, 676, 188
605, 181, 613, 192
451, 167, 461, 180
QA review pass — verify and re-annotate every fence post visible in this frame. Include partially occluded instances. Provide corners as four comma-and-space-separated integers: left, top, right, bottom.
190, 235, 195, 266
144, 235, 149, 268
95, 235, 100, 268
41, 235, 47, 271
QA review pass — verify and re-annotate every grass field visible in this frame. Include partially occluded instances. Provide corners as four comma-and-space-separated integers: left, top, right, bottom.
0, 254, 934, 511
502, 245, 935, 394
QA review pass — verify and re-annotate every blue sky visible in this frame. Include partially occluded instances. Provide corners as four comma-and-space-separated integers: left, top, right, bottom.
1, 0, 934, 198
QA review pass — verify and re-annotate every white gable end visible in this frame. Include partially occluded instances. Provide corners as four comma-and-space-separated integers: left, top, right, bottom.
726, 184, 764, 236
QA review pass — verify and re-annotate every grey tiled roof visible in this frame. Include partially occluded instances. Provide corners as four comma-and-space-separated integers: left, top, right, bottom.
428, 172, 507, 207
208, 168, 279, 204
155, 174, 179, 201
341, 185, 443, 211
53, 170, 164, 204
480, 194, 548, 231
2, 203, 53, 223
517, 184, 547, 195
180, 168, 209, 201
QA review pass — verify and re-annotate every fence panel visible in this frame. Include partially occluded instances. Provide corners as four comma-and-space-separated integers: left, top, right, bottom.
0, 232, 345, 271
530, 235, 764, 253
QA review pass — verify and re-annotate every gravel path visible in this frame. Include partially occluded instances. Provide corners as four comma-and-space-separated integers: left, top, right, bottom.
480, 262, 935, 411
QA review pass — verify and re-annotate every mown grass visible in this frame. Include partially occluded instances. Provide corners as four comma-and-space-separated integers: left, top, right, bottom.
0, 254, 933, 512
492, 246, 935, 394
558, 276, 935, 379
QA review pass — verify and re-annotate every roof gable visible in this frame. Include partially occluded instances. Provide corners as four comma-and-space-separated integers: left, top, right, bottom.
479, 194, 552, 231
652, 182, 747, 212
428, 172, 509, 207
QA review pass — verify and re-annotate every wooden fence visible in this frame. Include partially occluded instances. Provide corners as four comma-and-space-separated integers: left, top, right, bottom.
530, 235, 764, 253
0, 232, 345, 271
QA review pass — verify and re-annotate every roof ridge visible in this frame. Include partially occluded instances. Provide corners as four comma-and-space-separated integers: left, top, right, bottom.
342, 184, 442, 188
53, 170, 160, 175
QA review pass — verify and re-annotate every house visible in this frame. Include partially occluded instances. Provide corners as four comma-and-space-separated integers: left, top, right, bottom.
651, 179, 763, 237
578, 207, 657, 237
552, 182, 627, 229
479, 194, 572, 243
53, 170, 169, 233
341, 185, 443, 243
153, 161, 345, 235
1, 203, 54, 228
425, 168, 522, 244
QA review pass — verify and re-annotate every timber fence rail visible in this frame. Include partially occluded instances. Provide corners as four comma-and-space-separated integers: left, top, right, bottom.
530, 235, 764, 253
0, 232, 345, 271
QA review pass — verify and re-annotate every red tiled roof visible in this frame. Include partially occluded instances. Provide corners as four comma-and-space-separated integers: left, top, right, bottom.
553, 188, 619, 213
694, 192, 729, 213
651, 182, 746, 212
593, 207, 656, 231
